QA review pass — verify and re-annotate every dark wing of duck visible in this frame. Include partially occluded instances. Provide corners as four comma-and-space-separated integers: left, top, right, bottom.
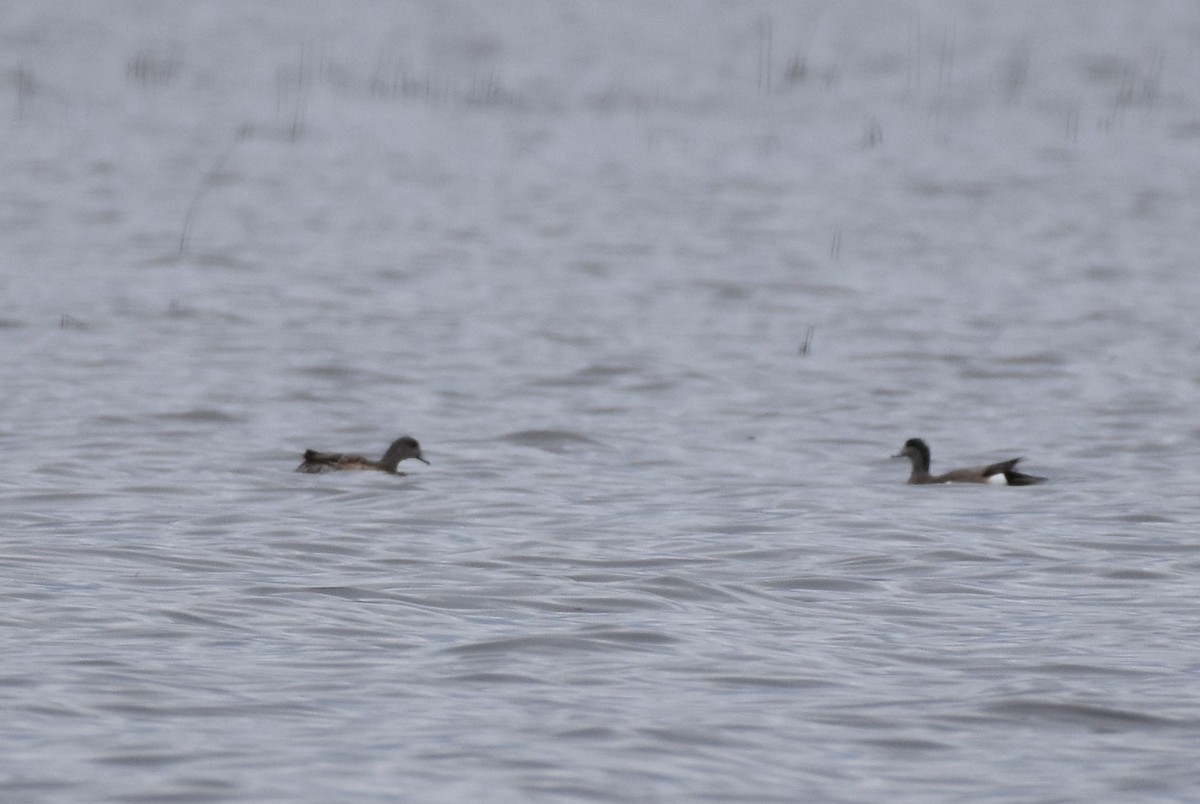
983, 457, 1046, 486
296, 449, 372, 472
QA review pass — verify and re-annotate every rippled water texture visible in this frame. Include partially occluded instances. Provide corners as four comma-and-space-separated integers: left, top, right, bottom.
4, 1, 1200, 801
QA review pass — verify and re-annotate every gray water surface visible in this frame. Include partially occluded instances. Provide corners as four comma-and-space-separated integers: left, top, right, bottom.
3, 2, 1200, 801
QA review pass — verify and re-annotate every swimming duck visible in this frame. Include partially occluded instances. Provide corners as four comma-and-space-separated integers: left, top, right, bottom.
296, 436, 429, 474
894, 438, 1044, 485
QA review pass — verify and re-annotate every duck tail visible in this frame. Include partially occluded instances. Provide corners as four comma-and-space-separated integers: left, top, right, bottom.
1005, 469, 1046, 486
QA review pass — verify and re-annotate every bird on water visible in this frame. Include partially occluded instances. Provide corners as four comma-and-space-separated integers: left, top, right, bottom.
296, 436, 429, 474
894, 438, 1045, 485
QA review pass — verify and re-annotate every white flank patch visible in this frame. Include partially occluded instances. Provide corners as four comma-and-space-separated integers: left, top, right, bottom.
986, 473, 1009, 486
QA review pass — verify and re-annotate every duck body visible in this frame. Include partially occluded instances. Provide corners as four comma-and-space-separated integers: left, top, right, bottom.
296, 436, 429, 474
894, 438, 1044, 486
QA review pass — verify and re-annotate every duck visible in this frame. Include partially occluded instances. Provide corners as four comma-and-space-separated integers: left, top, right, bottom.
296, 436, 429, 474
894, 438, 1044, 485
